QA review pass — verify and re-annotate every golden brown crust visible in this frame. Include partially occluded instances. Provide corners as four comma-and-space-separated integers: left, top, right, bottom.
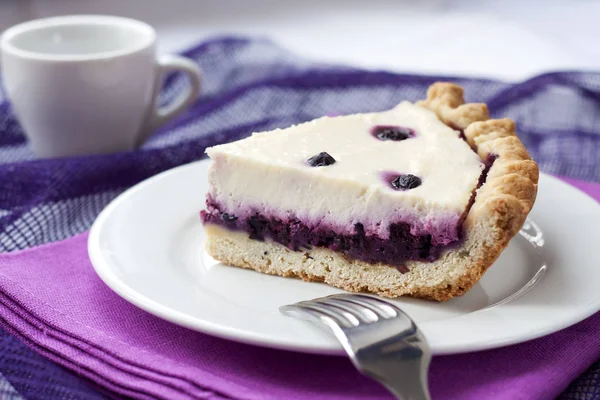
416, 82, 490, 130
415, 82, 539, 300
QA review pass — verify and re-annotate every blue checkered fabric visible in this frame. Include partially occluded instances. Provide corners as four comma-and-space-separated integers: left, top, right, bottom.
0, 36, 599, 399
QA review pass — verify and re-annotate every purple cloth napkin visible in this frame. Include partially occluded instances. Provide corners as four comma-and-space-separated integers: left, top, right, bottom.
0, 178, 598, 400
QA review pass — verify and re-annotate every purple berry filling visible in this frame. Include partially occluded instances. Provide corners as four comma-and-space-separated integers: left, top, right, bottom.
221, 213, 238, 223
202, 205, 442, 269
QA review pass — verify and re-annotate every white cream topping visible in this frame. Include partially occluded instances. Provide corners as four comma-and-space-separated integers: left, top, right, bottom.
205, 102, 484, 241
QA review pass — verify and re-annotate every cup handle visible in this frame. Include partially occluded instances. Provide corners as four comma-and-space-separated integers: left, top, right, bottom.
137, 54, 202, 145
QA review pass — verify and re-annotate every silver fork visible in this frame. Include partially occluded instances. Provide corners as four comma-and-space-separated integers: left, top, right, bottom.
280, 294, 431, 400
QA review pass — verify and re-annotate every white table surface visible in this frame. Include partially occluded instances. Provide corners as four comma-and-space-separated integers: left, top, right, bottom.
1, 0, 598, 81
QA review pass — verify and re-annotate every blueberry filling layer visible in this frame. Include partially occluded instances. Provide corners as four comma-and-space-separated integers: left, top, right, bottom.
202, 205, 445, 270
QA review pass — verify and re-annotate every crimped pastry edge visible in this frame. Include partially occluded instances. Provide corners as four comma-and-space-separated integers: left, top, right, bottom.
410, 82, 539, 300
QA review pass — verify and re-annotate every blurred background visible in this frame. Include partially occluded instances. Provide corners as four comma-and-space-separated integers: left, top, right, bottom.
0, 0, 598, 81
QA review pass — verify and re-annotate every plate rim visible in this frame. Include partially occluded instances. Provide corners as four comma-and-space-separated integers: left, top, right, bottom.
88, 160, 600, 356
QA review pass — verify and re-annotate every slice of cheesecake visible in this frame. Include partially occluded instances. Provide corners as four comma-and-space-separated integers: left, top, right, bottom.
200, 83, 538, 301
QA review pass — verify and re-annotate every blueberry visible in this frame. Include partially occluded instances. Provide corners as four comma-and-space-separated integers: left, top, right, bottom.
306, 152, 336, 167
391, 174, 422, 190
248, 214, 268, 240
372, 126, 413, 141
221, 213, 238, 223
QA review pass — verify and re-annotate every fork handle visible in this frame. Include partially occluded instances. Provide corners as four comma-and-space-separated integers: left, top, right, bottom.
360, 345, 431, 400
379, 373, 431, 400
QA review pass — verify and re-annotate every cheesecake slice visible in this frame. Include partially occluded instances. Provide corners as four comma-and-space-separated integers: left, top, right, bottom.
201, 83, 538, 301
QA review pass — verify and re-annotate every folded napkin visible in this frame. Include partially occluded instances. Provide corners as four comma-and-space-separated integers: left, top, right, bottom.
2, 37, 600, 399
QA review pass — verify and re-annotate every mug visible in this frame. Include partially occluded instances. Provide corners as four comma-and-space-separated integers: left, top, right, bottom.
0, 15, 202, 158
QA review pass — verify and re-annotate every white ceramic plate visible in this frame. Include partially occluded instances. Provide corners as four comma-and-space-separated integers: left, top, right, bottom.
88, 160, 600, 355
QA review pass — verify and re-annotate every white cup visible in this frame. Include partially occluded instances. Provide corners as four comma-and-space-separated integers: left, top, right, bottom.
0, 15, 202, 158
